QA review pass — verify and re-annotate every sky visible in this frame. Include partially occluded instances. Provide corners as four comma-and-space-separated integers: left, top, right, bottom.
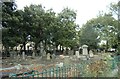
15, 0, 118, 27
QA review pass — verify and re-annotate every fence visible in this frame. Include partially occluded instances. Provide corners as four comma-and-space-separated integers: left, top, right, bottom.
9, 56, 120, 78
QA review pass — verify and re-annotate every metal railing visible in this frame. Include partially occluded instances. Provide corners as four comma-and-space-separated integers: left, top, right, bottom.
9, 56, 120, 78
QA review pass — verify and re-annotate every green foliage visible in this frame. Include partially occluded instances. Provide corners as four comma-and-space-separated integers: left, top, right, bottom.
79, 25, 99, 49
55, 8, 77, 47
2, 2, 78, 52
2, 1, 20, 49
79, 13, 118, 49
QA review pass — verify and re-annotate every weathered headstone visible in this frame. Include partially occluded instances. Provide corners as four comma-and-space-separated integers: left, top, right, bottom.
89, 50, 94, 58
22, 52, 25, 60
47, 53, 51, 60
32, 52, 35, 58
17, 54, 20, 60
82, 45, 88, 55
75, 51, 79, 58
52, 53, 55, 59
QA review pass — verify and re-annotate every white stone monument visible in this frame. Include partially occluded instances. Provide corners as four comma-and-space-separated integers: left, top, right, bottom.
89, 50, 94, 58
75, 51, 79, 58
47, 53, 51, 60
22, 52, 25, 60
82, 45, 88, 55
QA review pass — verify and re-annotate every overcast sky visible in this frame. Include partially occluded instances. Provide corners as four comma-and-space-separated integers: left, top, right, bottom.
16, 0, 118, 26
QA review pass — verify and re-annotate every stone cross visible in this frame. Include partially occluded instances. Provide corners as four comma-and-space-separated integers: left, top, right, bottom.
82, 45, 88, 55
47, 53, 51, 60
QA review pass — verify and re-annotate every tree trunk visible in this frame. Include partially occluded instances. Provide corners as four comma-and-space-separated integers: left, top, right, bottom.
23, 41, 26, 54
60, 45, 61, 51
44, 40, 47, 51
34, 43, 37, 56
106, 41, 108, 52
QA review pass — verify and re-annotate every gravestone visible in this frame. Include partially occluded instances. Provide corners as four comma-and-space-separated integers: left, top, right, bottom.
47, 53, 51, 60
75, 51, 79, 58
17, 54, 20, 60
82, 45, 88, 55
89, 50, 94, 58
22, 52, 25, 60
32, 52, 35, 58
52, 53, 55, 59
42, 50, 46, 56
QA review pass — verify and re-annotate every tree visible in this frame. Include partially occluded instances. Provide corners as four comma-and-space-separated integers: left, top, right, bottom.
79, 24, 99, 49
55, 8, 78, 49
108, 2, 120, 54
80, 13, 118, 50
22, 5, 46, 53
2, 1, 19, 51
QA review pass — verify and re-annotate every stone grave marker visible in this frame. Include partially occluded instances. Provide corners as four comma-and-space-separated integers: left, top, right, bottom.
52, 53, 55, 59
32, 52, 35, 58
89, 50, 94, 58
22, 51, 25, 60
47, 53, 51, 60
75, 51, 80, 58
42, 50, 46, 56
82, 45, 88, 55
17, 54, 20, 60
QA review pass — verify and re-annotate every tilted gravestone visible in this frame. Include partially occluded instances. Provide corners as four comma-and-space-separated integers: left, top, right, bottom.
52, 53, 56, 59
